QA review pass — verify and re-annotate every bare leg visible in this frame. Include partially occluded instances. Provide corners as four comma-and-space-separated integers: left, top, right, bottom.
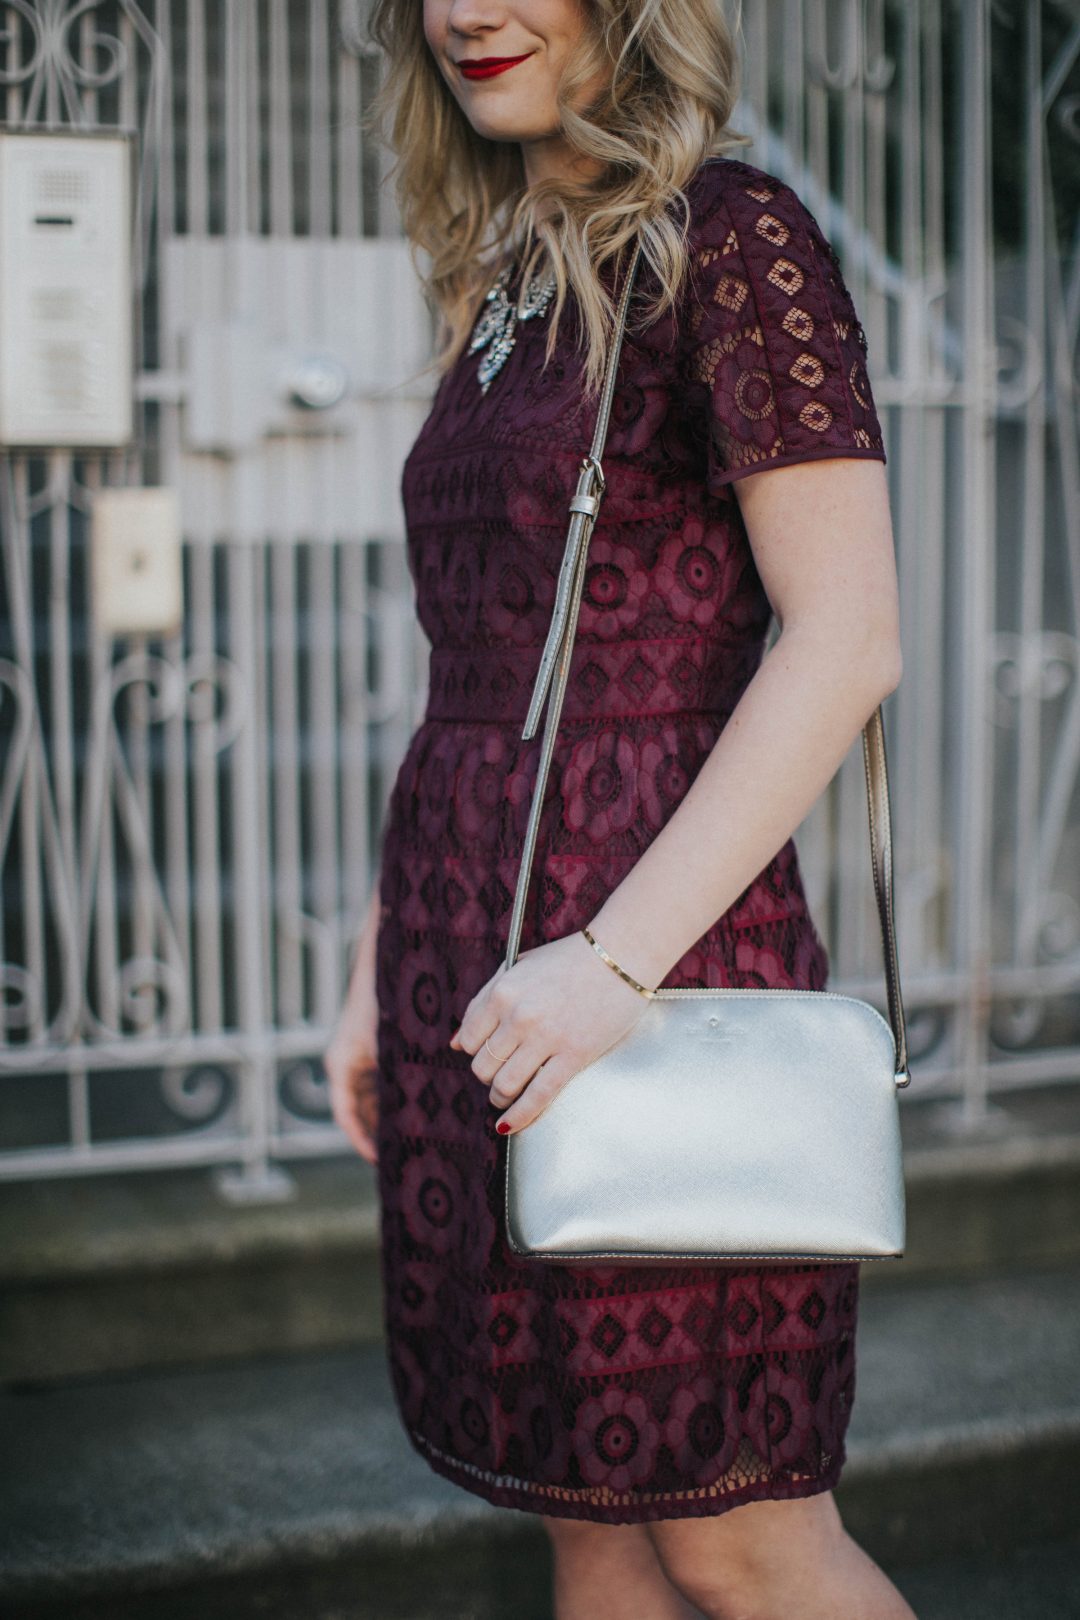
543, 1516, 704, 1620
644, 1491, 919, 1620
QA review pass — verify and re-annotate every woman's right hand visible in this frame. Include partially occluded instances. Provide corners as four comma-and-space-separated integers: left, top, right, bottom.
324, 899, 382, 1166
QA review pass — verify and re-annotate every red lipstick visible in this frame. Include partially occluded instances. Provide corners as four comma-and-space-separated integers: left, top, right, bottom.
458, 52, 533, 80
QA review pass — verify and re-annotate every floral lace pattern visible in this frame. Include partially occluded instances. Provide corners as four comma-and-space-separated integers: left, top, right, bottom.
373, 157, 886, 1523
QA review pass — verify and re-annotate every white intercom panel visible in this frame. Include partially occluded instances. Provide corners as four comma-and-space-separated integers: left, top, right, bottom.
0, 129, 134, 448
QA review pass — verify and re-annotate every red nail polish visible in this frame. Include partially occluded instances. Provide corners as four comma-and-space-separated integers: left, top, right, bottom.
495, 1120, 511, 1135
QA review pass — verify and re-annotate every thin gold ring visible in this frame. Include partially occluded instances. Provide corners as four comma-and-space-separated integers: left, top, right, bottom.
484, 1035, 511, 1065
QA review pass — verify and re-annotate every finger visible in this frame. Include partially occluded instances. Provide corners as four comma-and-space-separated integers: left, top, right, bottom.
353, 1133, 378, 1167
329, 1067, 380, 1164
487, 1037, 551, 1110
335, 1095, 378, 1164
458, 998, 509, 1065
451, 963, 507, 1052
469, 1026, 524, 1085
349, 1122, 378, 1165
494, 1054, 576, 1136
353, 1085, 379, 1138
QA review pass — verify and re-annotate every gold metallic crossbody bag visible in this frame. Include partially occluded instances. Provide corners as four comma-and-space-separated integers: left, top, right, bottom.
502, 244, 910, 1267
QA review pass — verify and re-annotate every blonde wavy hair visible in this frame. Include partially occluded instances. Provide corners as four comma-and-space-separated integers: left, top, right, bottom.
364, 0, 750, 399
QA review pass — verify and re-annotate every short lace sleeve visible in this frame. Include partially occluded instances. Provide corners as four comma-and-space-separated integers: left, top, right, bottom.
681, 163, 887, 494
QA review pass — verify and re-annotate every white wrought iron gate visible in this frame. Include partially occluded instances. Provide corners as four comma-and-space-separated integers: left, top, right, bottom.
1, 1, 1078, 1197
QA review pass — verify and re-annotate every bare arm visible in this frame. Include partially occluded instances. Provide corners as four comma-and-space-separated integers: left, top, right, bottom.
324, 880, 383, 1164
452, 454, 903, 1132
586, 456, 902, 985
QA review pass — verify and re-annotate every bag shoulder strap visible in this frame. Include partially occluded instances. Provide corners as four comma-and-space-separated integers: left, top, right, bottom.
502, 243, 910, 1084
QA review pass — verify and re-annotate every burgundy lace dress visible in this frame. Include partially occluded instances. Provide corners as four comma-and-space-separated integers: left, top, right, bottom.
372, 156, 887, 1523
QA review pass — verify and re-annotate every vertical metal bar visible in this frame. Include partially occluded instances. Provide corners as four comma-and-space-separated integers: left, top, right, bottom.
892, 0, 924, 997
833, 0, 875, 983
8, 462, 42, 1042
1030, 24, 1080, 922
739, 0, 768, 163
248, 0, 262, 234
783, 0, 805, 172
901, 0, 948, 1007
225, 0, 250, 236
336, 14, 362, 239
84, 482, 121, 1048
952, 0, 998, 1130
214, 0, 292, 1196
332, 38, 379, 939
309, 507, 340, 1031
128, 666, 158, 1036
151, 0, 193, 1035
119, 10, 155, 1035
186, 0, 209, 236
3, 4, 21, 126
190, 531, 223, 1032
155, 0, 174, 235
215, 543, 293, 1200
1, 463, 43, 1043
804, 0, 829, 185
372, 42, 400, 239
790, 4, 831, 946
53, 444, 83, 1126
305, 184, 344, 1021
1012, 3, 1047, 975
270, 535, 302, 1028
339, 538, 372, 962
268, 0, 292, 236
47, 480, 74, 1049
250, 536, 280, 1125
862, 0, 888, 353
309, 0, 332, 237
161, 6, 208, 1168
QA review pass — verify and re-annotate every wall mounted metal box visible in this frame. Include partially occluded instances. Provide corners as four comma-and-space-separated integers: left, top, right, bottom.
0, 129, 134, 448
90, 486, 184, 639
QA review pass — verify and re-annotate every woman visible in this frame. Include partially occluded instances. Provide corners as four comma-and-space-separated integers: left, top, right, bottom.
325, 2, 917, 1616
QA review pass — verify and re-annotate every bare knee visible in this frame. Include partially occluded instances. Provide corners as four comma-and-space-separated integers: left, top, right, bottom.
646, 1525, 747, 1618
644, 1493, 846, 1617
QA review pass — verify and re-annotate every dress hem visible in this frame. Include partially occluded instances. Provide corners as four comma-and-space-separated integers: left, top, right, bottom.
709, 445, 886, 492
404, 1423, 848, 1526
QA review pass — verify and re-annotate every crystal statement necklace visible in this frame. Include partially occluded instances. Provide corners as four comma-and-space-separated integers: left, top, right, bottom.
467, 257, 558, 392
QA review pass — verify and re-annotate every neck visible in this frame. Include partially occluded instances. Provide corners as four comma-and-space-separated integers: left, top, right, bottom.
520, 134, 605, 191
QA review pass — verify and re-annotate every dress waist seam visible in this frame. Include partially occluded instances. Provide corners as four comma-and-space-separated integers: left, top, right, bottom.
418, 707, 733, 728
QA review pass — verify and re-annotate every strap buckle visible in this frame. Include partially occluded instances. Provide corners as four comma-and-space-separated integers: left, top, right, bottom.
582, 453, 605, 493
568, 455, 606, 518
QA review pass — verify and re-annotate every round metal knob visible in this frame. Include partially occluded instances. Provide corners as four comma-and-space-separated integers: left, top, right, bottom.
287, 355, 349, 410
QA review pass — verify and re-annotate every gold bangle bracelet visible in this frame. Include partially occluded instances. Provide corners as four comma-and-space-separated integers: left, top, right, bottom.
580, 926, 657, 1000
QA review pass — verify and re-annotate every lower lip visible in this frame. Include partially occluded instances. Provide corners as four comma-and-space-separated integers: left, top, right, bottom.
459, 55, 531, 80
